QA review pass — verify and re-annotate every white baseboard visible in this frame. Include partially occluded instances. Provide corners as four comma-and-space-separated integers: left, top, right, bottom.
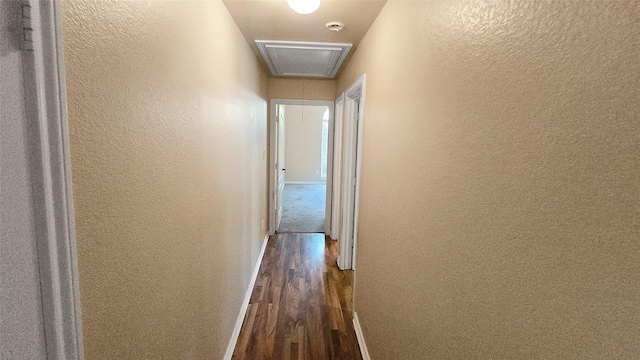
353, 312, 371, 360
284, 181, 326, 185
223, 233, 270, 360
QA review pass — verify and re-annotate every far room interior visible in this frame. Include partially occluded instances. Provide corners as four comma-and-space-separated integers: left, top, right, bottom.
277, 104, 330, 233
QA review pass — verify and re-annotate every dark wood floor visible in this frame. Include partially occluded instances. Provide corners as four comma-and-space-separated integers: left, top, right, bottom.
232, 233, 362, 360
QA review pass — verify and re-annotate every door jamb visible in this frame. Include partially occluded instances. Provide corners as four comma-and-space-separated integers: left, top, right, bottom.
268, 99, 335, 235
22, 1, 85, 358
329, 94, 344, 240
337, 74, 366, 270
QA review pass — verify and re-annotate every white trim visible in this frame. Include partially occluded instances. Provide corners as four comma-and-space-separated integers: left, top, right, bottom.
269, 102, 277, 235
338, 74, 366, 270
324, 104, 335, 235
269, 99, 335, 235
22, 1, 84, 358
284, 181, 326, 185
353, 312, 371, 360
223, 234, 270, 360
351, 75, 366, 271
330, 94, 345, 240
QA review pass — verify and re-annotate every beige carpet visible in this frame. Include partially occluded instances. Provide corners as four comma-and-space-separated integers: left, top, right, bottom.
278, 184, 326, 233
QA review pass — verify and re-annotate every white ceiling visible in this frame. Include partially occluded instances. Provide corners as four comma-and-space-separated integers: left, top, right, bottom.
222, 0, 387, 78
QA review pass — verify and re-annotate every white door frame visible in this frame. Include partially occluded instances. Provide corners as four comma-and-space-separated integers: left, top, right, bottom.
16, 1, 85, 358
275, 104, 286, 229
337, 74, 366, 270
329, 94, 344, 240
268, 99, 335, 235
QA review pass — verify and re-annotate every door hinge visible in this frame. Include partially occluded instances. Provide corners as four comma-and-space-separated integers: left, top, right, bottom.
21, 4, 34, 51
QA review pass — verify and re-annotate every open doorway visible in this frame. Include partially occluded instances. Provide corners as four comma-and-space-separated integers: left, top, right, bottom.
279, 104, 329, 232
269, 100, 335, 235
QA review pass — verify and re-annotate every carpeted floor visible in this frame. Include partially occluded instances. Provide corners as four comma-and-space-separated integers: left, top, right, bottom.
278, 184, 326, 233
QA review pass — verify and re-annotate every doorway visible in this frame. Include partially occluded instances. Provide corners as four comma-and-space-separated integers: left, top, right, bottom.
279, 104, 329, 232
268, 76, 366, 270
269, 100, 335, 235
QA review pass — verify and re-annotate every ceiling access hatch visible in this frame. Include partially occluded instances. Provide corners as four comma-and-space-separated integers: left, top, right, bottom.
255, 40, 352, 78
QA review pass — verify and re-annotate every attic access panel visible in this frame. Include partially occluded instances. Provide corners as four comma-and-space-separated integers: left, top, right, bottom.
256, 40, 352, 78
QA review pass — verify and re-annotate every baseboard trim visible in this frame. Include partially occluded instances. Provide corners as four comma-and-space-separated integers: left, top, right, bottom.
223, 233, 269, 360
284, 181, 326, 185
353, 312, 371, 360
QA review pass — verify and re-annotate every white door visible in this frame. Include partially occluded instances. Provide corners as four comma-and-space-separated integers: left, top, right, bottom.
330, 95, 344, 240
339, 98, 360, 270
0, 1, 47, 357
348, 100, 360, 242
275, 105, 286, 229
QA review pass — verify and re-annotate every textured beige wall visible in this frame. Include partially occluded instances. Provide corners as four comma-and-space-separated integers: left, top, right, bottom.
269, 78, 336, 101
338, 1, 640, 359
283, 105, 327, 182
61, 0, 268, 358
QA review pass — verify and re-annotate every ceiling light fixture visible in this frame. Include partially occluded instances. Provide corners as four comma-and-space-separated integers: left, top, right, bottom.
287, 0, 320, 14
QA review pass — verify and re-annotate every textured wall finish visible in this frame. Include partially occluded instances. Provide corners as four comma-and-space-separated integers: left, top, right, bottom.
337, 1, 640, 359
60, 0, 268, 358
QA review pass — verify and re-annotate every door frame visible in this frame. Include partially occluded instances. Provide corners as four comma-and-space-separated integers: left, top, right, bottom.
329, 94, 344, 240
337, 74, 366, 270
274, 104, 286, 230
268, 99, 335, 235
19, 1, 85, 358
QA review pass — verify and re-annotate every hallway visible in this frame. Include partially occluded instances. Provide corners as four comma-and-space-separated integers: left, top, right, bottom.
9, 0, 636, 358
232, 233, 361, 360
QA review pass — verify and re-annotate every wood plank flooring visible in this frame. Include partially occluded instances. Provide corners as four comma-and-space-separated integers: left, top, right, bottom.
232, 233, 362, 360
